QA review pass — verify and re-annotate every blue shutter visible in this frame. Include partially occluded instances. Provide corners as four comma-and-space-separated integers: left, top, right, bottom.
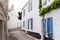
47, 19, 49, 35
47, 17, 53, 38
43, 19, 46, 35
31, 18, 33, 30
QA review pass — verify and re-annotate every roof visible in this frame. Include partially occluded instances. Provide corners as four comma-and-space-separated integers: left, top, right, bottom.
22, 0, 31, 10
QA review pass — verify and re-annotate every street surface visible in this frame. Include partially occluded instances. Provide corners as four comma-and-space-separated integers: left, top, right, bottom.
9, 29, 34, 40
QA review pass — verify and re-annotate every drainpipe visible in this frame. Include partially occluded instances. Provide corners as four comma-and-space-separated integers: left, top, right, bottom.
42, 15, 45, 21
42, 14, 45, 40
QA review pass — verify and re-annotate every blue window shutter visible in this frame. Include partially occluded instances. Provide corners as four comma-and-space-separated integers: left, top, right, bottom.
47, 19, 49, 35
43, 19, 46, 35
47, 17, 53, 38
31, 18, 33, 30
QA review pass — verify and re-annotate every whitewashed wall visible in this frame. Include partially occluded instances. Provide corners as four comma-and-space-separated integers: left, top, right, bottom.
45, 8, 60, 40
22, 0, 42, 36
22, 0, 60, 40
7, 10, 21, 29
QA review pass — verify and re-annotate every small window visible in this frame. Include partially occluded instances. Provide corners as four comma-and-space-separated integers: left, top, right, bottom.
42, 0, 47, 7
23, 9, 25, 17
30, 2, 32, 11
28, 1, 32, 12
28, 19, 29, 29
30, 18, 33, 30
28, 18, 33, 30
28, 3, 30, 12
48, 0, 50, 2
23, 21, 25, 28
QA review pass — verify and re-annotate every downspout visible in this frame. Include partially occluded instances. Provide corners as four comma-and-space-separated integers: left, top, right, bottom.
42, 14, 45, 40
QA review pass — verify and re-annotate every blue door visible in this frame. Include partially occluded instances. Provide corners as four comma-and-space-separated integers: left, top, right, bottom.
47, 17, 53, 38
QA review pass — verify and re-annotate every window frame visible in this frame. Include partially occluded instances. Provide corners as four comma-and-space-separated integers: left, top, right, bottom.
42, 0, 47, 7
23, 9, 25, 17
23, 21, 25, 28
28, 18, 33, 30
28, 1, 32, 12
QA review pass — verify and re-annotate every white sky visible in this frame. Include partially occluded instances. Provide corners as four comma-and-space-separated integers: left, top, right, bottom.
9, 0, 29, 12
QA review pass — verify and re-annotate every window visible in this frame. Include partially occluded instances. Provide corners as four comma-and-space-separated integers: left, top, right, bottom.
28, 18, 33, 30
48, 0, 50, 2
28, 3, 30, 12
30, 2, 32, 11
23, 9, 25, 17
42, 0, 47, 7
43, 17, 53, 38
23, 21, 25, 28
42, 0, 51, 7
28, 2, 32, 12
28, 19, 29, 29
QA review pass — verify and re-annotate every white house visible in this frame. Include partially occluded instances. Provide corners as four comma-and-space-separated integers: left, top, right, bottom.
41, 0, 60, 40
22, 0, 60, 40
21, 0, 42, 39
7, 5, 21, 29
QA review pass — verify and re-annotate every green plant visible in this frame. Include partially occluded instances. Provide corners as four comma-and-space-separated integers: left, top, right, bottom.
39, 0, 60, 16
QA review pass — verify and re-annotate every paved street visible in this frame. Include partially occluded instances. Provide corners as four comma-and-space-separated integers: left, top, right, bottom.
9, 30, 34, 40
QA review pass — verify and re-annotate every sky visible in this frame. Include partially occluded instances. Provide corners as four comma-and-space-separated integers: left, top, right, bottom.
9, 0, 29, 12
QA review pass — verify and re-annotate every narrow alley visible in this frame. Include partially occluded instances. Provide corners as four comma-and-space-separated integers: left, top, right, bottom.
9, 29, 34, 40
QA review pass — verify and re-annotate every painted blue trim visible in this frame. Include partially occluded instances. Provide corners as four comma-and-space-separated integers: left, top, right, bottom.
43, 19, 46, 35
47, 17, 53, 38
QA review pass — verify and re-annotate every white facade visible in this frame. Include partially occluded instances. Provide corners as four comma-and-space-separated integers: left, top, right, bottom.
22, 0, 60, 40
22, 0, 42, 35
7, 10, 21, 29
41, 0, 60, 40
44, 8, 60, 40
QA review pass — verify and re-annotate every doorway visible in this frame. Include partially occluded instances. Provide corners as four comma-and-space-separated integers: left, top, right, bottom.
0, 20, 3, 40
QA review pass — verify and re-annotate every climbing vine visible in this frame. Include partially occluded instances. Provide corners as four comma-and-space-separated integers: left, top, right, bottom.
39, 0, 60, 16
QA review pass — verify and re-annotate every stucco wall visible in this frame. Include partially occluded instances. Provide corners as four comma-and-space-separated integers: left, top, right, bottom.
7, 10, 20, 29
22, 0, 42, 34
